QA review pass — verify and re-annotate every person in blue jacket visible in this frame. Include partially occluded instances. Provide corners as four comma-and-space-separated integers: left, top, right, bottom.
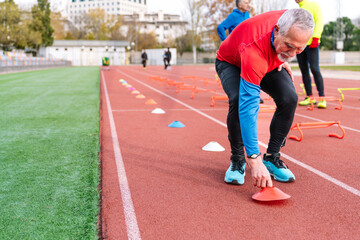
217, 0, 250, 41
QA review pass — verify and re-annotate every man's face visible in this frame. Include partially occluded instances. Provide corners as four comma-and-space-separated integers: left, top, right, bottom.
273, 25, 312, 62
295, 0, 303, 4
238, 0, 250, 12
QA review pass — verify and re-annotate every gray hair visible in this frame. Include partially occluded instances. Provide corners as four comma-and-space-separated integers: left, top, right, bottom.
277, 8, 314, 36
236, 0, 242, 6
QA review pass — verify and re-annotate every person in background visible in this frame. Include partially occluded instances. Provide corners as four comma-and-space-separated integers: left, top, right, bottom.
215, 9, 314, 188
217, 0, 250, 41
165, 48, 172, 69
295, 0, 326, 108
141, 49, 148, 69
163, 50, 168, 70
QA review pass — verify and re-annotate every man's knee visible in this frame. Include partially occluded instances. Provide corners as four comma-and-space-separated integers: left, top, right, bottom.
278, 91, 298, 109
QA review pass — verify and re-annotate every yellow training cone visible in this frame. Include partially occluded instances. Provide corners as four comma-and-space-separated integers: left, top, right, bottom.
131, 90, 140, 94
145, 99, 157, 105
136, 94, 145, 99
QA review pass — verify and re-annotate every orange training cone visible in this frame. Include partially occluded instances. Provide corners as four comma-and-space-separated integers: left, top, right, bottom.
252, 187, 291, 201
145, 99, 157, 105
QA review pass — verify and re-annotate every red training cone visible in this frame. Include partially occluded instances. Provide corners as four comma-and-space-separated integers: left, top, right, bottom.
252, 187, 291, 201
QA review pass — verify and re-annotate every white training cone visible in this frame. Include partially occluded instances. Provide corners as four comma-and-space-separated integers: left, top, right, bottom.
151, 108, 165, 114
202, 141, 225, 152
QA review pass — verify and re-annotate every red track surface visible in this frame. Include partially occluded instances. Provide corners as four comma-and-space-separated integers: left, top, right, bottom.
100, 65, 360, 239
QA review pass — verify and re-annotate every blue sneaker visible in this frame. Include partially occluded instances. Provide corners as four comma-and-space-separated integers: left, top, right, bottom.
263, 153, 295, 182
224, 160, 246, 185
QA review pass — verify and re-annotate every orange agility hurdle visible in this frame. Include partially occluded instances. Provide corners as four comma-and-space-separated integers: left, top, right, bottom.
166, 80, 184, 89
307, 96, 343, 110
289, 121, 345, 142
259, 104, 276, 113
191, 87, 217, 99
176, 84, 197, 93
211, 95, 228, 107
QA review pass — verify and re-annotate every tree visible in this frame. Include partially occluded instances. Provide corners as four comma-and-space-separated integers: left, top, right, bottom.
251, 0, 287, 15
321, 17, 358, 51
51, 11, 66, 40
30, 0, 54, 48
183, 0, 203, 63
0, 0, 21, 50
109, 16, 125, 40
136, 31, 158, 50
175, 31, 193, 56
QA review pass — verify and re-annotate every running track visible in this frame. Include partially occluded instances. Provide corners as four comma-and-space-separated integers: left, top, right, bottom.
100, 65, 360, 239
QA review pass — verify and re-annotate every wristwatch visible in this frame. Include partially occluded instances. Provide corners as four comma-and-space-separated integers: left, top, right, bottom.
247, 153, 261, 159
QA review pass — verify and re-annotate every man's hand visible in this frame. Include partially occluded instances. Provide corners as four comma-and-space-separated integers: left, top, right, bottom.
278, 62, 294, 82
247, 156, 273, 188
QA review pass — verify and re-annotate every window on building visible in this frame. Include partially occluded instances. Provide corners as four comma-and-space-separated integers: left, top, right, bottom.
144, 0, 146, 4
164, 26, 168, 30
72, 0, 76, 2
139, 0, 141, 3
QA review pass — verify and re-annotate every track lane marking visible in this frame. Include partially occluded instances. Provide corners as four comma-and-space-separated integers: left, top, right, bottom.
116, 68, 360, 197
101, 71, 142, 240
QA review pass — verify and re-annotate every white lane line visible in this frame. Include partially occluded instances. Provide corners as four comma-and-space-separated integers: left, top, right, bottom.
116, 68, 360, 197
101, 71, 142, 240
295, 113, 360, 133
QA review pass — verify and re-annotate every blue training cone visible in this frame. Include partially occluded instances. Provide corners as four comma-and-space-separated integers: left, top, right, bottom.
168, 121, 185, 128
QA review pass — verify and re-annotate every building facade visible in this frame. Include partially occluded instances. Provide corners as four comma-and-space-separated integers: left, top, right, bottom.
66, 0, 148, 27
121, 11, 187, 44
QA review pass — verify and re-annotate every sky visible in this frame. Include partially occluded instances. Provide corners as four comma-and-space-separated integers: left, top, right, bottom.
5, 0, 360, 24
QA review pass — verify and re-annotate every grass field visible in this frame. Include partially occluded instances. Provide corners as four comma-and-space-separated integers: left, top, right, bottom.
0, 67, 100, 239
290, 65, 360, 71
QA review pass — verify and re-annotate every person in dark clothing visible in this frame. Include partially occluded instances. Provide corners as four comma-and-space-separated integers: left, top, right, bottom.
141, 50, 148, 69
163, 50, 168, 69
165, 48, 171, 69
216, 9, 314, 188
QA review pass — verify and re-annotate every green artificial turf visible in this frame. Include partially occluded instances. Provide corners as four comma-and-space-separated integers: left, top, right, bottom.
291, 65, 360, 71
0, 67, 100, 239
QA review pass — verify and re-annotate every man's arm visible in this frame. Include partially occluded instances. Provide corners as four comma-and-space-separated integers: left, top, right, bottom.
239, 77, 272, 188
239, 77, 260, 156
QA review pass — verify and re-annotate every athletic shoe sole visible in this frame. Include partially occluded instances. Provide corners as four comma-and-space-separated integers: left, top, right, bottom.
270, 173, 295, 183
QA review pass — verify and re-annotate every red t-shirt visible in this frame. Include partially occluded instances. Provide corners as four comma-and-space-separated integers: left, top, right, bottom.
217, 10, 286, 86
